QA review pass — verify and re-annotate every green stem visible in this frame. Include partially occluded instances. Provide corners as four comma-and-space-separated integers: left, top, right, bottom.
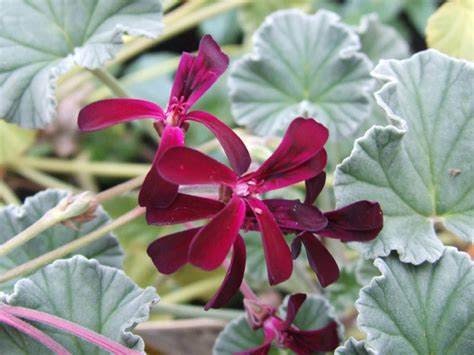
14, 157, 149, 177
0, 180, 20, 205
14, 166, 78, 191
161, 275, 224, 304
0, 206, 145, 284
152, 302, 242, 321
96, 175, 145, 203
89, 68, 129, 98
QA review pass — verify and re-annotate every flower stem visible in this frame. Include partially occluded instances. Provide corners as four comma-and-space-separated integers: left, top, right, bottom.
13, 157, 149, 177
0, 207, 145, 283
161, 275, 224, 304
88, 68, 129, 98
96, 175, 145, 203
3, 305, 140, 355
152, 302, 243, 321
0, 179, 20, 205
14, 166, 78, 191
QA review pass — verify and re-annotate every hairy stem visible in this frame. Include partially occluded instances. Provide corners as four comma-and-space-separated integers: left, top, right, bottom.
89, 68, 129, 98
152, 302, 243, 321
0, 180, 20, 205
0, 207, 145, 283
14, 166, 78, 191
161, 276, 224, 304
96, 175, 145, 203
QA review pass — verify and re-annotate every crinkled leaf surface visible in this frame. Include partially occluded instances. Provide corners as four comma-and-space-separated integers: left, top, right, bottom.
229, 9, 373, 139
213, 294, 340, 354
0, 0, 163, 128
426, 0, 474, 61
0, 189, 123, 292
356, 247, 474, 354
335, 337, 375, 355
335, 50, 474, 264
0, 121, 35, 165
0, 256, 157, 354
357, 14, 409, 63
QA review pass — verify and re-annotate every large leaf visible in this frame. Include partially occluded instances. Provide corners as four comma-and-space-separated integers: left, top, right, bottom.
229, 9, 373, 139
0, 121, 35, 165
213, 294, 340, 354
335, 337, 375, 355
0, 189, 123, 292
0, 0, 163, 128
356, 247, 473, 354
426, 0, 474, 61
335, 50, 474, 264
0, 256, 157, 354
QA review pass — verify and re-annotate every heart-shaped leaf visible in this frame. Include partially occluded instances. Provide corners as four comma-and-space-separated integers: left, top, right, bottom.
0, 189, 123, 292
356, 247, 473, 354
213, 294, 341, 354
335, 50, 474, 264
426, 0, 474, 61
0, 121, 35, 165
0, 256, 157, 354
229, 9, 373, 139
0, 0, 163, 128
335, 337, 375, 355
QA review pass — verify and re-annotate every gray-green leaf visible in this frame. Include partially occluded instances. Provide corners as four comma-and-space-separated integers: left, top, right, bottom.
0, 189, 123, 292
356, 247, 473, 355
0, 0, 163, 128
335, 337, 375, 355
0, 256, 157, 354
335, 50, 474, 264
229, 9, 373, 139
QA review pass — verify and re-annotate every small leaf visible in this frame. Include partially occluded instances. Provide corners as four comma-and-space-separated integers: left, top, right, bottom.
0, 189, 123, 292
357, 14, 409, 63
335, 50, 474, 264
0, 0, 163, 128
356, 247, 474, 354
229, 9, 373, 139
0, 121, 35, 165
213, 294, 340, 354
0, 256, 157, 354
335, 337, 375, 355
426, 0, 474, 61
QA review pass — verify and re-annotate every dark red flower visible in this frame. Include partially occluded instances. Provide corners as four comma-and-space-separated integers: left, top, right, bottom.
77, 35, 250, 208
238, 294, 340, 355
146, 117, 328, 308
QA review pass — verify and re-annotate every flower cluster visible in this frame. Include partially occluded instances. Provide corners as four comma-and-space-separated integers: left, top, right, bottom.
78, 35, 383, 310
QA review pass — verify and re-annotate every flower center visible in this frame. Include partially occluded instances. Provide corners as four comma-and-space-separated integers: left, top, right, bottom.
166, 96, 188, 126
234, 179, 259, 198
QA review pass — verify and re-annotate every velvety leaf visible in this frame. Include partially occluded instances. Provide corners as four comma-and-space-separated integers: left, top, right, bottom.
356, 247, 474, 354
0, 121, 35, 165
342, 0, 403, 24
354, 258, 379, 286
426, 0, 474, 61
0, 189, 123, 292
403, 0, 436, 34
335, 50, 474, 264
229, 9, 373, 139
0, 256, 157, 354
326, 266, 361, 313
357, 14, 409, 63
0, 0, 163, 128
199, 10, 241, 45
335, 337, 375, 355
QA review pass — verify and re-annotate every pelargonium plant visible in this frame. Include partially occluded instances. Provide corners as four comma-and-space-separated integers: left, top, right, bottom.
0, 1, 472, 354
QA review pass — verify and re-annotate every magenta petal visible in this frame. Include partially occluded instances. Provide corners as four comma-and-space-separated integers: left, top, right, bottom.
283, 293, 306, 327
264, 199, 327, 232
304, 172, 326, 205
252, 117, 328, 181
257, 150, 327, 193
286, 321, 339, 353
294, 232, 339, 287
319, 201, 383, 242
189, 196, 245, 270
170, 35, 229, 107
236, 341, 272, 355
205, 235, 246, 310
247, 198, 293, 285
186, 110, 251, 175
158, 147, 237, 186
147, 228, 199, 274
78, 98, 164, 131
139, 126, 185, 208
146, 193, 224, 225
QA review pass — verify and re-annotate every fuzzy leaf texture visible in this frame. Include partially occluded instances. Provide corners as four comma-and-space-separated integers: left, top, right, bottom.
335, 50, 474, 264
0, 256, 157, 354
0, 0, 163, 128
0, 189, 123, 292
